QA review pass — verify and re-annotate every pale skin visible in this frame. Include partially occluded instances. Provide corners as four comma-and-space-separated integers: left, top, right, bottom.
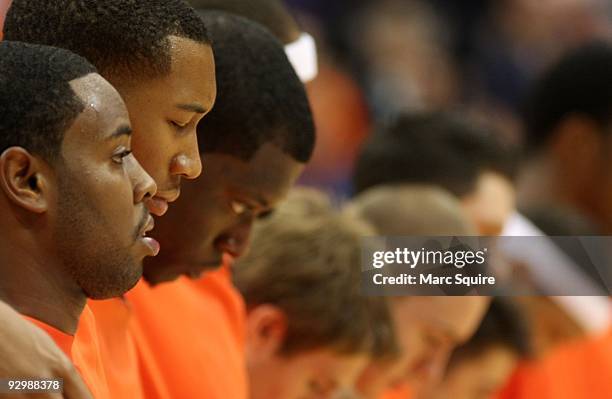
356, 296, 491, 399
245, 304, 370, 399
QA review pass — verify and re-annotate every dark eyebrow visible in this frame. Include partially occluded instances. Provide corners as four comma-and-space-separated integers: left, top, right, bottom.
177, 103, 207, 114
108, 124, 132, 140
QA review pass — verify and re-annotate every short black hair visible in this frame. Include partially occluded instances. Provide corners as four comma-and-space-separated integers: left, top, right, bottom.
197, 12, 315, 163
352, 112, 518, 197
0, 41, 97, 161
4, 0, 210, 82
189, 0, 300, 44
524, 41, 612, 150
448, 298, 531, 367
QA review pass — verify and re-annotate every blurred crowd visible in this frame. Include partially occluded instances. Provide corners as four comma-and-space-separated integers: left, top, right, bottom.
291, 0, 612, 197
284, 0, 612, 397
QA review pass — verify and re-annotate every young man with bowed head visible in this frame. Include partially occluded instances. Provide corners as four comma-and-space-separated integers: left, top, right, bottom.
2, 1, 215, 396
497, 41, 612, 399
4, 0, 216, 217
346, 185, 491, 399
518, 41, 612, 235
0, 40, 157, 398
234, 189, 395, 399
126, 12, 315, 399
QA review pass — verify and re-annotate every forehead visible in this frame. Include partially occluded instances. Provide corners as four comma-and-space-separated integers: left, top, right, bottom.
63, 73, 130, 146
117, 36, 216, 120
394, 297, 489, 342
204, 143, 304, 202
167, 36, 216, 104
161, 36, 216, 107
291, 349, 369, 376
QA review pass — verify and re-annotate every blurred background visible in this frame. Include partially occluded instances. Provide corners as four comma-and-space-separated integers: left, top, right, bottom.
288, 0, 612, 197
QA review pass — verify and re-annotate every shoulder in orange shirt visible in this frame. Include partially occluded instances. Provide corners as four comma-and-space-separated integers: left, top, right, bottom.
86, 298, 147, 399
497, 328, 612, 399
127, 262, 248, 399
23, 305, 112, 399
379, 384, 414, 399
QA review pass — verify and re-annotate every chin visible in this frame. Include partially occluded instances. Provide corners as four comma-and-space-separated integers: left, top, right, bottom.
142, 270, 181, 287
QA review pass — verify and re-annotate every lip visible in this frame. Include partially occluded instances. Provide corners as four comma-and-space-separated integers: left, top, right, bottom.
156, 189, 180, 204
139, 215, 160, 256
146, 190, 180, 217
139, 215, 155, 237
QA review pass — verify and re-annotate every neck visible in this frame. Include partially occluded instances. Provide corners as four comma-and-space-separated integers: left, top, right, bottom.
0, 235, 85, 335
518, 155, 606, 232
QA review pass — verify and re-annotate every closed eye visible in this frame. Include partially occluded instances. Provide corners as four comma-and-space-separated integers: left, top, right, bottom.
169, 120, 189, 130
112, 150, 132, 164
257, 209, 274, 220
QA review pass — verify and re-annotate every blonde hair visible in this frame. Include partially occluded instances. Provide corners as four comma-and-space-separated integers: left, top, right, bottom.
234, 188, 397, 356
346, 184, 476, 236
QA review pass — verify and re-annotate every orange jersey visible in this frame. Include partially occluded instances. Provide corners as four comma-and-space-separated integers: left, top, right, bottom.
497, 328, 612, 399
86, 298, 147, 399
24, 305, 111, 399
127, 263, 248, 399
379, 384, 413, 399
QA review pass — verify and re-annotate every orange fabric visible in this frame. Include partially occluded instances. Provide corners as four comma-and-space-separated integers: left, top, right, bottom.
497, 328, 612, 399
127, 263, 248, 399
23, 306, 111, 399
86, 298, 146, 399
380, 384, 414, 399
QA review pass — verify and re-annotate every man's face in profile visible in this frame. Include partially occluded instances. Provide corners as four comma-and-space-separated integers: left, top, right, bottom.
52, 73, 158, 299
143, 143, 304, 285
116, 36, 216, 217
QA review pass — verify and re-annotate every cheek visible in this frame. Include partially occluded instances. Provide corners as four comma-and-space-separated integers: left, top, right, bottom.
96, 173, 135, 221
64, 166, 136, 237
442, 369, 476, 399
266, 363, 309, 399
131, 127, 176, 181
357, 363, 402, 398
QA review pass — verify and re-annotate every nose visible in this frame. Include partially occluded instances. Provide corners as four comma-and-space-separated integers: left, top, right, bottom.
130, 156, 157, 203
169, 133, 203, 180
215, 220, 253, 259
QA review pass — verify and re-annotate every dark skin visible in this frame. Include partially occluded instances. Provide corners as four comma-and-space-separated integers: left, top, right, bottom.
112, 36, 217, 217
0, 34, 216, 399
144, 142, 304, 285
0, 73, 157, 334
539, 116, 612, 234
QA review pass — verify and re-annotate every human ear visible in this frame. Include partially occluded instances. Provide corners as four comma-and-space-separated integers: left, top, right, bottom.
245, 304, 288, 363
0, 147, 51, 213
